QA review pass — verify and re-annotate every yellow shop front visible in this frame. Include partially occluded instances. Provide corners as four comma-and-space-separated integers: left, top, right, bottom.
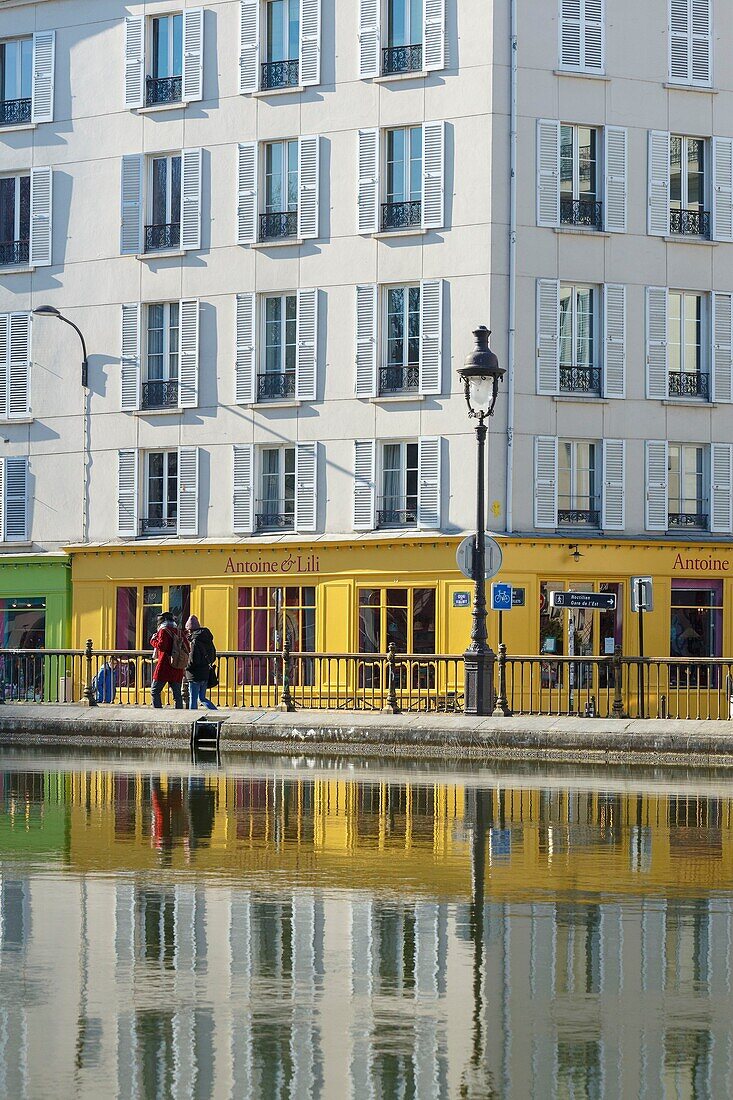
69, 535, 733, 665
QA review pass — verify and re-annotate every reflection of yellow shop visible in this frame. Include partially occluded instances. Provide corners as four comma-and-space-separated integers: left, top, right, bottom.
69, 536, 733, 660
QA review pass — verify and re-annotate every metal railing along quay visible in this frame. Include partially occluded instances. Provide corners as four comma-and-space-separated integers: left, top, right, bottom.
4, 645, 733, 721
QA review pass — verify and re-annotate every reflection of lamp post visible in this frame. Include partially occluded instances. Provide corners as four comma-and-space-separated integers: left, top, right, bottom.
32, 305, 91, 543
457, 328, 506, 716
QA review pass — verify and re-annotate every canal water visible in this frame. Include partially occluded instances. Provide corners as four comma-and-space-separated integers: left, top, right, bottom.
0, 752, 731, 1099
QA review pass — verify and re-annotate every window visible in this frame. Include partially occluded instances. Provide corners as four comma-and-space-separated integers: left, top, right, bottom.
144, 452, 178, 534
670, 583, 722, 689
0, 174, 29, 266
147, 13, 183, 105
668, 291, 707, 398
147, 154, 181, 252
262, 140, 298, 240
263, 0, 300, 89
0, 456, 28, 542
381, 286, 420, 394
559, 285, 599, 393
0, 596, 45, 648
260, 294, 296, 400
358, 588, 436, 653
670, 136, 708, 237
238, 586, 316, 652
143, 304, 179, 409
383, 126, 422, 230
560, 125, 601, 229
669, 0, 711, 87
379, 442, 418, 527
257, 446, 295, 530
559, 0, 604, 72
558, 441, 599, 527
668, 444, 706, 528
383, 0, 423, 74
0, 37, 32, 123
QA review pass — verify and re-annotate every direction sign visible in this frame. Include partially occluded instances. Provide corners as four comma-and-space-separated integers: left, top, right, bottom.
511, 587, 526, 607
631, 576, 654, 612
455, 534, 504, 581
550, 590, 617, 611
491, 582, 513, 611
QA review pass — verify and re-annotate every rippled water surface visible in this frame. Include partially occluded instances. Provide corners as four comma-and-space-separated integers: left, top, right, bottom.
0, 751, 732, 1098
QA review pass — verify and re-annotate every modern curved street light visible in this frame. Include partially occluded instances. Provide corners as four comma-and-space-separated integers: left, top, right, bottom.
32, 304, 89, 388
457, 327, 506, 716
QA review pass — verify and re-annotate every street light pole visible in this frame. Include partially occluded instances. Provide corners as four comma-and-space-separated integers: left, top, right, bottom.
458, 328, 506, 716
32, 305, 90, 544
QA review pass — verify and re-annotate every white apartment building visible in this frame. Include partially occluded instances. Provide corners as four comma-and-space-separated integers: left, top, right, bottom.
0, 0, 732, 663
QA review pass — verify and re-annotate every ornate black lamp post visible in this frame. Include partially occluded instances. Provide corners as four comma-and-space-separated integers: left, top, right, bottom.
457, 327, 506, 716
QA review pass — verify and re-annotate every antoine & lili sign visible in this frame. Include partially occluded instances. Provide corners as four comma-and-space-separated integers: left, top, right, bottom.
224, 553, 321, 575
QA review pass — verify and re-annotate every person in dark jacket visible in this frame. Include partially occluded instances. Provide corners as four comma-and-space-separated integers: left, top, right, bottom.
185, 615, 218, 710
150, 611, 187, 709
94, 657, 118, 704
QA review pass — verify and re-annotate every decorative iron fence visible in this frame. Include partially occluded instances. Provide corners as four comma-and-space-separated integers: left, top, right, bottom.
559, 366, 602, 394
7, 646, 733, 721
382, 44, 423, 75
0, 239, 30, 267
259, 211, 298, 241
560, 197, 603, 229
257, 371, 296, 401
261, 59, 299, 90
144, 222, 181, 252
379, 365, 420, 395
667, 371, 709, 399
381, 200, 422, 231
255, 502, 295, 531
145, 75, 183, 107
0, 97, 31, 125
669, 208, 710, 238
142, 380, 179, 409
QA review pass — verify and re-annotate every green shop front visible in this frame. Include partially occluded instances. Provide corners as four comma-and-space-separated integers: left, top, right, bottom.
0, 554, 71, 700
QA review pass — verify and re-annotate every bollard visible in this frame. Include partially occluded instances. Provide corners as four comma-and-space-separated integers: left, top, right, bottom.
612, 646, 625, 719
382, 642, 401, 714
279, 638, 295, 712
83, 639, 97, 707
492, 642, 512, 717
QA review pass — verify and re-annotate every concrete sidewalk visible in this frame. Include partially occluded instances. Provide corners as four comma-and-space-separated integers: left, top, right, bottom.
2, 703, 733, 766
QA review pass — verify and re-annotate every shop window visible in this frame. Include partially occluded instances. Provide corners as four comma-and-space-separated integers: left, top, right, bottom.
114, 584, 190, 687
358, 587, 435, 687
237, 586, 316, 685
670, 581, 722, 686
0, 596, 45, 647
116, 587, 137, 650
539, 581, 623, 688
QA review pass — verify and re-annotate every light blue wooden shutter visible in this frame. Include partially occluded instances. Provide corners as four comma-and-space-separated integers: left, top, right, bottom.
645, 441, 668, 531
712, 138, 733, 242
238, 142, 258, 244
233, 444, 254, 534
354, 440, 376, 530
646, 287, 668, 398
236, 293, 256, 404
298, 136, 320, 239
648, 130, 670, 236
537, 120, 560, 226
423, 0, 445, 71
359, 0, 380, 78
355, 285, 377, 397
300, 0, 321, 86
8, 313, 30, 419
534, 436, 558, 528
4, 457, 28, 541
120, 155, 143, 254
422, 121, 445, 230
295, 442, 317, 532
117, 450, 138, 537
181, 148, 202, 251
603, 284, 626, 398
296, 288, 318, 401
358, 129, 379, 234
182, 8, 204, 102
604, 126, 627, 233
713, 293, 732, 403
32, 31, 55, 123
536, 279, 559, 394
29, 167, 52, 267
178, 299, 199, 409
419, 280, 442, 394
124, 16, 145, 108
121, 304, 141, 411
177, 447, 199, 537
711, 444, 733, 533
602, 439, 625, 530
239, 0, 260, 93
418, 437, 441, 530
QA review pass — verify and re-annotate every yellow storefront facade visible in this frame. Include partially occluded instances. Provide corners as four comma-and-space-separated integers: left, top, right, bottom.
69, 534, 733, 662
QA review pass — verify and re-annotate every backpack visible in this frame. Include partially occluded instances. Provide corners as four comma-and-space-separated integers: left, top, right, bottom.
169, 629, 189, 671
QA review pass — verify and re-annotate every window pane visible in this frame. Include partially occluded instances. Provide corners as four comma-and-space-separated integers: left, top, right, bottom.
0, 177, 15, 243
387, 288, 405, 367
265, 296, 283, 372
578, 127, 596, 199
152, 159, 167, 225
147, 304, 164, 380
18, 175, 29, 238
388, 0, 407, 46
168, 303, 179, 380
560, 126, 573, 195
559, 287, 573, 366
409, 126, 422, 202
267, 0, 285, 61
143, 586, 163, 647
170, 156, 181, 223
670, 136, 682, 208
116, 587, 138, 650
683, 294, 702, 374
172, 14, 183, 76
668, 292, 682, 373
412, 589, 435, 653
287, 140, 298, 210
668, 445, 681, 509
558, 442, 572, 506
407, 285, 420, 364
265, 143, 283, 210
576, 288, 594, 369
387, 129, 406, 203
168, 585, 190, 629
285, 295, 297, 372
687, 138, 704, 210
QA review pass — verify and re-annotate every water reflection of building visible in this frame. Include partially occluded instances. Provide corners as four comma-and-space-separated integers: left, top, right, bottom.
1, 768, 733, 1096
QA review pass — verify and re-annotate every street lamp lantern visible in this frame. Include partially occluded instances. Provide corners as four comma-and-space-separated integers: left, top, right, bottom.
458, 326, 505, 420
458, 326, 505, 716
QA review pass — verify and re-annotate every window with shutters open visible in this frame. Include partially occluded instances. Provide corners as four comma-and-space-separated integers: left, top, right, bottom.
127, 10, 203, 109
143, 451, 178, 535
557, 441, 600, 528
668, 443, 708, 529
142, 304, 180, 410
361, 0, 444, 78
668, 290, 709, 401
381, 286, 420, 395
146, 154, 181, 252
262, 139, 298, 241
378, 442, 418, 528
240, 0, 320, 93
256, 446, 296, 531
376, 122, 443, 234
0, 37, 33, 125
262, 0, 300, 88
131, 149, 201, 255
669, 0, 711, 87
560, 125, 602, 229
559, 286, 600, 394
261, 294, 297, 401
670, 135, 709, 238
0, 173, 30, 267
559, 0, 604, 73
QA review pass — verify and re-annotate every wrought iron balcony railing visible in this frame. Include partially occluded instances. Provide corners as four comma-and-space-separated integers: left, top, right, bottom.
668, 371, 709, 399
141, 380, 179, 410
140, 515, 178, 535
0, 239, 30, 267
261, 59, 299, 90
145, 75, 182, 107
259, 211, 298, 241
382, 44, 423, 75
144, 222, 181, 252
257, 371, 296, 401
559, 365, 602, 395
668, 511, 708, 529
0, 97, 31, 125
560, 196, 603, 230
255, 501, 295, 531
557, 507, 600, 527
379, 365, 420, 395
381, 200, 422, 231
377, 497, 418, 528
669, 207, 710, 238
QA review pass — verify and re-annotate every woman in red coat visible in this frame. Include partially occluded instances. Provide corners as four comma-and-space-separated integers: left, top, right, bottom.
149, 611, 187, 709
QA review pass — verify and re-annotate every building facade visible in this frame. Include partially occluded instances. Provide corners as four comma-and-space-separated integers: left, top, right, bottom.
0, 0, 732, 663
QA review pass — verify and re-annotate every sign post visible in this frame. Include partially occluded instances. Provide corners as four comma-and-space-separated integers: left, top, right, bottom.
631, 577, 653, 719
491, 582, 513, 645
549, 590, 618, 715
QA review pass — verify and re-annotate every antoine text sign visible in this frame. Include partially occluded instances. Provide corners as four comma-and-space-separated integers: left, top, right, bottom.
225, 553, 321, 576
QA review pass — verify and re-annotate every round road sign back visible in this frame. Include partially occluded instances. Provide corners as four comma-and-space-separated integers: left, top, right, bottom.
456, 534, 504, 581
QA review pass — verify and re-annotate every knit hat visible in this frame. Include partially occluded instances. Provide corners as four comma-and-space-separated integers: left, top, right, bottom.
186, 615, 201, 631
